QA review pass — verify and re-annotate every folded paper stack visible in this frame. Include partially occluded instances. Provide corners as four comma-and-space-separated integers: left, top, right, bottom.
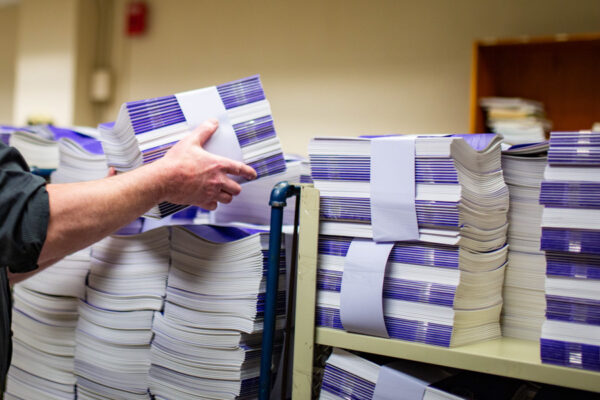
74, 226, 170, 399
99, 75, 286, 218
50, 135, 108, 183
148, 225, 286, 400
539, 131, 600, 372
9, 125, 100, 173
500, 142, 549, 340
310, 134, 508, 347
319, 348, 463, 400
4, 249, 91, 400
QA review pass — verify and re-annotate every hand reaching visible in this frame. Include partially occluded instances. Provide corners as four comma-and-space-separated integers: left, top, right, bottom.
151, 119, 257, 210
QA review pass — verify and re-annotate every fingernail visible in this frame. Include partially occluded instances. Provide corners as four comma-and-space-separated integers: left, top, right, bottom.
208, 118, 218, 127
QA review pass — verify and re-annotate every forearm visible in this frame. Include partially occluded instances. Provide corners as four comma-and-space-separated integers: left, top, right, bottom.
38, 163, 167, 266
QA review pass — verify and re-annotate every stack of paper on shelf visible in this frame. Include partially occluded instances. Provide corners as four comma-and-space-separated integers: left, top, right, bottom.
310, 134, 509, 251
539, 131, 600, 372
4, 248, 91, 400
211, 158, 302, 226
74, 226, 170, 399
310, 134, 508, 347
50, 136, 108, 183
148, 225, 286, 400
315, 236, 506, 347
8, 125, 99, 172
319, 348, 463, 400
500, 142, 549, 340
479, 97, 550, 145
99, 75, 287, 218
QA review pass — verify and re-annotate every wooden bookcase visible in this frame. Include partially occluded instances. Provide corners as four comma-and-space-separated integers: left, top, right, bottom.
469, 33, 600, 133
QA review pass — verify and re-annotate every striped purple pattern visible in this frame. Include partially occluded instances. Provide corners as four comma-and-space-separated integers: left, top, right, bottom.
310, 156, 459, 184
320, 197, 461, 227
316, 306, 453, 347
127, 95, 186, 135
319, 235, 460, 269
317, 269, 456, 307
541, 338, 600, 372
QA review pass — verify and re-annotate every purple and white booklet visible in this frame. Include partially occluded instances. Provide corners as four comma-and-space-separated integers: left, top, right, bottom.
539, 131, 600, 372
100, 75, 287, 218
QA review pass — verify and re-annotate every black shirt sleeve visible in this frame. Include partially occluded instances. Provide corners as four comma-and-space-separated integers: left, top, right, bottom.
0, 142, 49, 273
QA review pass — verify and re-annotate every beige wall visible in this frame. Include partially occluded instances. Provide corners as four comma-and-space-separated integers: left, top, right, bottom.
13, 0, 79, 125
0, 4, 17, 123
2, 1, 600, 154
103, 0, 600, 155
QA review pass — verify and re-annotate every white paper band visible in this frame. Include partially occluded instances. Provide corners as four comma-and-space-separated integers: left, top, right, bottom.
175, 87, 243, 163
339, 239, 392, 338
370, 136, 419, 242
373, 364, 428, 400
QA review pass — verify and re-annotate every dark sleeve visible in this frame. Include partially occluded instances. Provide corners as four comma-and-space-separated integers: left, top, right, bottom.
0, 142, 49, 273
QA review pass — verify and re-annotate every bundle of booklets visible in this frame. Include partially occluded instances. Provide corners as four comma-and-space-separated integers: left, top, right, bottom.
319, 348, 463, 400
50, 136, 108, 184
4, 248, 91, 400
539, 131, 600, 372
500, 142, 549, 340
148, 225, 286, 400
479, 97, 550, 145
309, 134, 508, 347
8, 125, 100, 174
74, 225, 170, 399
99, 75, 287, 218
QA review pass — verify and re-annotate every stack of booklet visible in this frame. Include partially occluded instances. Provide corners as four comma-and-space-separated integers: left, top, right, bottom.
539, 131, 600, 372
310, 134, 508, 347
99, 75, 287, 218
4, 249, 91, 400
50, 136, 108, 183
310, 134, 509, 251
479, 97, 550, 145
74, 226, 170, 399
9, 125, 99, 173
319, 348, 463, 400
148, 225, 286, 400
500, 142, 549, 340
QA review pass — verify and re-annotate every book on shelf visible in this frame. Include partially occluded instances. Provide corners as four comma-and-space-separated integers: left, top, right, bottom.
479, 97, 550, 145
310, 134, 508, 251
319, 348, 463, 400
99, 74, 287, 219
309, 133, 508, 348
539, 131, 600, 372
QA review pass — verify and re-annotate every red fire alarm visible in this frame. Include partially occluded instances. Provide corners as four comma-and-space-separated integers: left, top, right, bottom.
126, 1, 147, 36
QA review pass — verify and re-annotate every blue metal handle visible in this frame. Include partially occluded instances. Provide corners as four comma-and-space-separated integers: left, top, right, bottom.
259, 181, 299, 400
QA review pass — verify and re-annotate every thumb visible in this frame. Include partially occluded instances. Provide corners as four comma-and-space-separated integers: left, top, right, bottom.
195, 119, 219, 147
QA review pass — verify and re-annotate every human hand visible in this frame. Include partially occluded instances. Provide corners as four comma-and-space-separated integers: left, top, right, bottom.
151, 119, 257, 210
